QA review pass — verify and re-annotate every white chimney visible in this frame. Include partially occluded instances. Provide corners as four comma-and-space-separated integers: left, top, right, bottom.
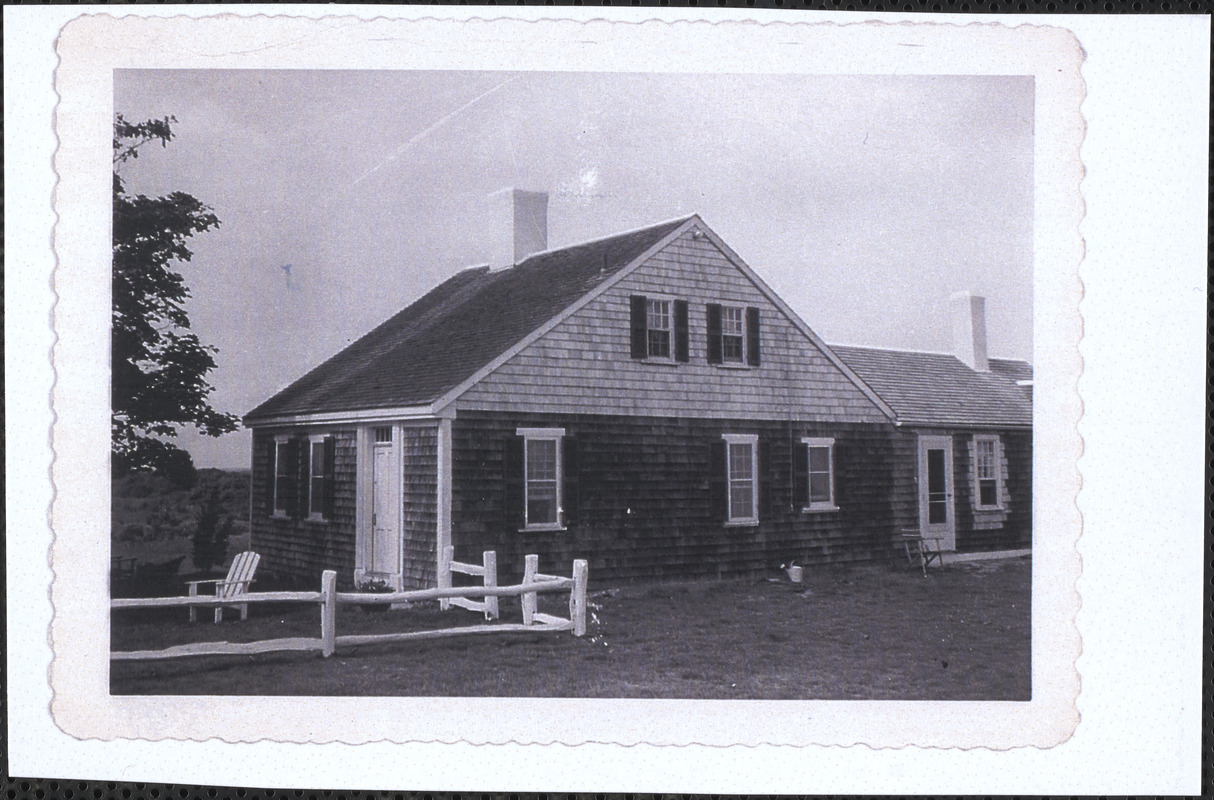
485, 188, 548, 270
951, 291, 989, 372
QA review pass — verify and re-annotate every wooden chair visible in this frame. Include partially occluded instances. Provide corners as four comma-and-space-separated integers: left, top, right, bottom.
187, 551, 260, 623
897, 530, 945, 576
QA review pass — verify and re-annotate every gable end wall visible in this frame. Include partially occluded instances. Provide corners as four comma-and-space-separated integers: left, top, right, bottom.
456, 230, 886, 423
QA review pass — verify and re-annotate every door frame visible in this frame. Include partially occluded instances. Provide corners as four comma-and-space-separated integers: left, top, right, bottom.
917, 434, 956, 551
355, 423, 404, 589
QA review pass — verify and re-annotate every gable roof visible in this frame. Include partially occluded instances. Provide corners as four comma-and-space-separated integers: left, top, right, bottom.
245, 216, 695, 422
829, 345, 1033, 429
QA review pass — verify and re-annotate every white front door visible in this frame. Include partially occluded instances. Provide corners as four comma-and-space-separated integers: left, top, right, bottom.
917, 435, 956, 551
370, 430, 400, 575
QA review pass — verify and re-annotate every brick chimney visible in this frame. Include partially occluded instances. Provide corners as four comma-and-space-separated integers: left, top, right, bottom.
485, 188, 548, 270
951, 291, 989, 372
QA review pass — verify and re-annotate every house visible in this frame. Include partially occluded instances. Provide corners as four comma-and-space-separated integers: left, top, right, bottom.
243, 191, 1030, 589
830, 293, 1033, 553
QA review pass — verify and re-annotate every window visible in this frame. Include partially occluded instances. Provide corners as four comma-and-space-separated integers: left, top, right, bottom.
518, 428, 564, 530
800, 437, 837, 511
721, 306, 745, 363
374, 426, 393, 443
707, 304, 761, 366
723, 434, 758, 525
630, 295, 689, 362
974, 435, 1002, 508
273, 436, 291, 516
646, 298, 671, 359
307, 435, 328, 519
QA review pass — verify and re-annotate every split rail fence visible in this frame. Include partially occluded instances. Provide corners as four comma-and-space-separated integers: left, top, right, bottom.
111, 552, 588, 662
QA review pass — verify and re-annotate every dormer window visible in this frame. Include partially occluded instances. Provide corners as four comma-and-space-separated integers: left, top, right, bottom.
630, 295, 689, 362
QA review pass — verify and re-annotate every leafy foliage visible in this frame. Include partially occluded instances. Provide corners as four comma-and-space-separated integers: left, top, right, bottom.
112, 114, 238, 480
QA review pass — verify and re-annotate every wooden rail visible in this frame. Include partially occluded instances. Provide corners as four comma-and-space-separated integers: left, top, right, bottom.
111, 590, 321, 609
112, 555, 588, 661
437, 547, 498, 618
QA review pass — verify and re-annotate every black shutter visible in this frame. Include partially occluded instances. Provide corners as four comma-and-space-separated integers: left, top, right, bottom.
503, 435, 525, 530
630, 295, 648, 359
758, 438, 773, 519
706, 303, 723, 364
673, 300, 690, 362
264, 438, 277, 515
746, 307, 761, 366
792, 441, 809, 510
708, 440, 727, 523
282, 438, 300, 519
832, 441, 846, 509
295, 436, 310, 519
562, 436, 579, 527
322, 436, 337, 520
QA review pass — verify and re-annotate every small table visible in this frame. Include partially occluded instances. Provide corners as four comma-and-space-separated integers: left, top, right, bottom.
898, 530, 946, 576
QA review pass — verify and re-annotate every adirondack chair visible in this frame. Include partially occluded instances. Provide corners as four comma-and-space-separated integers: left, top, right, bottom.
186, 551, 260, 623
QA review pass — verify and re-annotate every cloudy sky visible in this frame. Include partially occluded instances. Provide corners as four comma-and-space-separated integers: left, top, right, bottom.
114, 70, 1034, 469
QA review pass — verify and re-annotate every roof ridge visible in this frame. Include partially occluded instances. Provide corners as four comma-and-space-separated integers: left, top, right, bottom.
830, 342, 1030, 364
513, 213, 699, 267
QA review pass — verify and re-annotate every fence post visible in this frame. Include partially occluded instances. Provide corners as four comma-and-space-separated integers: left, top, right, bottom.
483, 550, 499, 620
188, 582, 198, 624
320, 570, 337, 658
570, 559, 588, 637
439, 545, 453, 611
522, 554, 538, 626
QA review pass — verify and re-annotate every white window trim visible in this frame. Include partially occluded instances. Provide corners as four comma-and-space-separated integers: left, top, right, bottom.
517, 427, 567, 532
644, 296, 675, 362
973, 434, 1005, 510
800, 436, 840, 512
722, 433, 759, 526
719, 304, 748, 365
306, 433, 329, 522
271, 435, 291, 519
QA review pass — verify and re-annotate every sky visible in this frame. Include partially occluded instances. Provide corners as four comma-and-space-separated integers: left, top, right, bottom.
114, 70, 1034, 470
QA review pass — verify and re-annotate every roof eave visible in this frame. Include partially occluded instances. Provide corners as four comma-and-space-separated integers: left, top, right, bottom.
895, 419, 1033, 431
243, 402, 448, 429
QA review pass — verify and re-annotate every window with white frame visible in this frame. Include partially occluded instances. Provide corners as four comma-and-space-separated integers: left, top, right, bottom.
307, 435, 327, 519
801, 437, 837, 510
272, 436, 291, 516
723, 433, 759, 524
721, 305, 745, 363
518, 428, 564, 530
646, 298, 671, 359
974, 435, 1002, 508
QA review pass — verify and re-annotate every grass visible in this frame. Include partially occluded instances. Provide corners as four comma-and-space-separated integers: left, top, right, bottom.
110, 556, 1030, 700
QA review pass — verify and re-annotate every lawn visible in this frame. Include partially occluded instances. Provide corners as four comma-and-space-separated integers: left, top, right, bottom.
111, 556, 1030, 700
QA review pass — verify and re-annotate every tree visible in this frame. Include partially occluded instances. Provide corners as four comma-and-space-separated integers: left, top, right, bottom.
112, 114, 238, 483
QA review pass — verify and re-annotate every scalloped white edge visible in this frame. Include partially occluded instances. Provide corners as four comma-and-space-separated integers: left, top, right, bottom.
45, 11, 1084, 752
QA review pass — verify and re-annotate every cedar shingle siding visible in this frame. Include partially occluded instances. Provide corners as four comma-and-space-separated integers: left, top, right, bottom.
400, 424, 439, 589
250, 424, 440, 589
450, 410, 900, 583
246, 215, 1030, 587
458, 230, 887, 423
250, 429, 358, 588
